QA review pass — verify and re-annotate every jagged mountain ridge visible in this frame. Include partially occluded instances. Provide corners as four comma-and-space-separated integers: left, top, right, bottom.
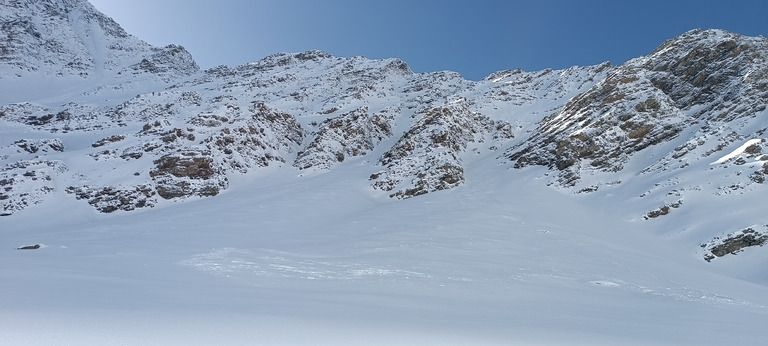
507, 29, 768, 187
1, 0, 768, 262
0, 46, 605, 214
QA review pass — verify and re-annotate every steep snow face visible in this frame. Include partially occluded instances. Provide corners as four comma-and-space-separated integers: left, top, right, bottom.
0, 0, 198, 104
0, 0, 132, 76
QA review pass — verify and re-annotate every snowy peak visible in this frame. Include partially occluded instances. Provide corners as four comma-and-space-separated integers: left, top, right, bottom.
127, 44, 199, 81
505, 28, 768, 188
0, 0, 198, 81
641, 28, 768, 112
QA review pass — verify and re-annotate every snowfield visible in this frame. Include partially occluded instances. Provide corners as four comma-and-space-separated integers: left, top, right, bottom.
3, 160, 768, 345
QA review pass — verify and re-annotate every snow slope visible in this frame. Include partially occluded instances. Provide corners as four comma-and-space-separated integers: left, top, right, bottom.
2, 1, 768, 345
3, 161, 768, 345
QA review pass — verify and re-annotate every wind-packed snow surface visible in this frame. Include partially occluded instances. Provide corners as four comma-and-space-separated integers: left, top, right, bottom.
3, 163, 768, 345
2, 1, 768, 344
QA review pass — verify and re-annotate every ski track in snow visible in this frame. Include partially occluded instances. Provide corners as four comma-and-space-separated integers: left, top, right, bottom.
179, 247, 433, 283
181, 247, 766, 310
588, 279, 764, 309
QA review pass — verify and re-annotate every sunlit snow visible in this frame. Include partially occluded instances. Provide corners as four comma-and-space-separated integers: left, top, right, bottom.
1, 3, 768, 344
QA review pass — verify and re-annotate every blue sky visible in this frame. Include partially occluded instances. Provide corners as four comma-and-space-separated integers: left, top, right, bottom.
89, 0, 768, 80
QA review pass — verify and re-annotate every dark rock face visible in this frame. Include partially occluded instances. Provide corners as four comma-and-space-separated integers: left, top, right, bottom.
506, 29, 768, 188
16, 244, 41, 250
294, 106, 394, 170
66, 184, 156, 213
643, 200, 683, 220
0, 102, 106, 133
643, 29, 768, 113
141, 102, 303, 200
129, 44, 200, 81
150, 151, 226, 199
205, 102, 304, 173
14, 139, 64, 153
0, 160, 65, 216
703, 227, 768, 262
370, 98, 510, 198
92, 135, 126, 148
152, 154, 216, 180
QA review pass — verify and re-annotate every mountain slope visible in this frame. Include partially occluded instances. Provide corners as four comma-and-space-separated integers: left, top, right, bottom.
502, 29, 768, 265
1, 5, 766, 264
506, 29, 768, 188
2, 1, 768, 344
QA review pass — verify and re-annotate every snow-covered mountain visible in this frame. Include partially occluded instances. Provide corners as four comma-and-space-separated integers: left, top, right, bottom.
2, 1, 768, 344
0, 0, 198, 105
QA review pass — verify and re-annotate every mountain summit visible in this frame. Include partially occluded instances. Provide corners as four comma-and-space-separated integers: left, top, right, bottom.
0, 0, 198, 103
2, 2, 768, 344
0, 0, 199, 77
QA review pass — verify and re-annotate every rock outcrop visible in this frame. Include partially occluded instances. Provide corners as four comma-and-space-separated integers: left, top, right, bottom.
371, 98, 511, 198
